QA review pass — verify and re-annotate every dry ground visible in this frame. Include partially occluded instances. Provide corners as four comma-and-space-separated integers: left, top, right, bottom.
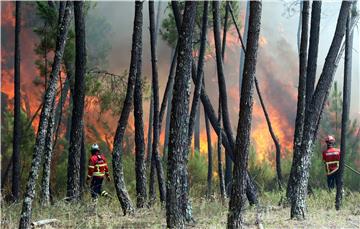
1, 190, 359, 228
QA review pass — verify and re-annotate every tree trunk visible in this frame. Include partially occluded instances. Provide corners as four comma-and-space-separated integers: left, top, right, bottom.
134, 21, 147, 207
227, 1, 262, 228
305, 1, 322, 110
112, 1, 144, 216
289, 2, 352, 219
149, 0, 166, 204
79, 130, 86, 199
254, 78, 283, 190
218, 99, 226, 199
239, 1, 250, 93
12, 1, 21, 202
205, 108, 213, 197
336, 3, 354, 210
287, 1, 310, 201
67, 1, 86, 201
19, 4, 72, 228
166, 2, 196, 228
188, 1, 208, 151
146, 94, 153, 163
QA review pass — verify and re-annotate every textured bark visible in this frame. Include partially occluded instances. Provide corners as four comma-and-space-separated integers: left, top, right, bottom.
239, 1, 249, 94
79, 130, 86, 198
149, 0, 166, 204
205, 109, 213, 197
289, 2, 352, 219
112, 1, 144, 216
227, 1, 262, 228
12, 1, 21, 202
336, 5, 354, 210
305, 1, 322, 110
166, 2, 196, 228
188, 1, 208, 149
287, 1, 310, 201
254, 78, 283, 190
19, 4, 71, 228
146, 94, 153, 163
133, 23, 147, 208
67, 1, 86, 201
218, 99, 226, 199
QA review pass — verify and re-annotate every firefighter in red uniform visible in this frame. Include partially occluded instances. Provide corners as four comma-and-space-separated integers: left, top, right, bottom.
87, 144, 111, 199
322, 136, 341, 191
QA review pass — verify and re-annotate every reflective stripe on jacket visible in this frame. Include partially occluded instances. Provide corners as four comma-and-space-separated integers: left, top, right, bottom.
322, 147, 340, 175
87, 153, 110, 178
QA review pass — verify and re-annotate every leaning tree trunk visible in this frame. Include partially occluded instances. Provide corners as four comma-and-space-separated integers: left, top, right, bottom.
19, 4, 71, 228
12, 1, 21, 202
336, 4, 354, 210
149, 0, 166, 204
67, 1, 86, 201
133, 26, 147, 208
205, 106, 213, 197
166, 2, 196, 228
218, 99, 226, 199
289, 2, 352, 220
112, 1, 145, 216
227, 1, 262, 228
287, 1, 310, 201
305, 1, 322, 110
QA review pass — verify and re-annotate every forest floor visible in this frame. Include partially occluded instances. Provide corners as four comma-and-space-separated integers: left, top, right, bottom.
1, 189, 359, 228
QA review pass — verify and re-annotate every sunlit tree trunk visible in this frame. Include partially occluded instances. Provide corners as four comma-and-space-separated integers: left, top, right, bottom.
12, 1, 21, 202
19, 4, 72, 228
67, 0, 86, 201
336, 3, 354, 210
227, 1, 262, 227
290, 2, 352, 219
166, 2, 196, 228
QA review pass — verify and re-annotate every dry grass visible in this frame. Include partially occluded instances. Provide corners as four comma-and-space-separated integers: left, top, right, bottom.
1, 190, 359, 228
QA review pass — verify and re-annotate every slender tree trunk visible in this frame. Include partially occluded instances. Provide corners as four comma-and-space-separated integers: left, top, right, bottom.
227, 2, 262, 227
289, 2, 352, 219
67, 1, 86, 201
146, 94, 153, 163
205, 108, 213, 197
19, 4, 71, 228
134, 22, 147, 207
12, 1, 21, 202
305, 1, 322, 110
239, 1, 250, 93
79, 130, 86, 199
254, 78, 283, 190
112, 1, 144, 216
218, 100, 226, 199
287, 1, 310, 201
166, 2, 196, 228
336, 4, 354, 210
149, 0, 166, 204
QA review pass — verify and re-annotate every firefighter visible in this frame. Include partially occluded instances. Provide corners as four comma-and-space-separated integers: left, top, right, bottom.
322, 135, 341, 191
87, 144, 111, 199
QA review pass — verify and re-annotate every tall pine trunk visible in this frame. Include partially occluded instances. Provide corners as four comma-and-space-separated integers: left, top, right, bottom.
218, 99, 226, 199
166, 2, 196, 228
134, 20, 147, 207
67, 1, 86, 201
227, 2, 262, 227
19, 4, 72, 228
289, 2, 352, 219
149, 0, 166, 204
112, 1, 144, 215
336, 3, 354, 210
205, 109, 213, 197
12, 1, 21, 202
287, 1, 310, 200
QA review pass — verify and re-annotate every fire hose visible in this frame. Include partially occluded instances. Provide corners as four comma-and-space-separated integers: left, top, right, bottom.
345, 163, 360, 176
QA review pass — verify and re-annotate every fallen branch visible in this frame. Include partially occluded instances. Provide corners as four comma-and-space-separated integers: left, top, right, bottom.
31, 219, 59, 227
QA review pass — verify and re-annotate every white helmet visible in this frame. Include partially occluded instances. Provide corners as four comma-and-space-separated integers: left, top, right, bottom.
91, 143, 100, 153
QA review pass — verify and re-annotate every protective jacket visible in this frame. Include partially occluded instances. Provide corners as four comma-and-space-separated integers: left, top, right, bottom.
322, 147, 341, 175
87, 153, 110, 179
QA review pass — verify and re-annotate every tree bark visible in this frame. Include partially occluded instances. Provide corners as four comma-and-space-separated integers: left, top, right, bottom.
287, 1, 310, 201
134, 20, 147, 207
336, 3, 354, 210
239, 1, 250, 93
67, 0, 86, 201
166, 2, 196, 228
289, 1, 352, 219
149, 0, 166, 204
227, 1, 262, 228
146, 94, 153, 163
112, 1, 144, 216
218, 99, 226, 199
79, 130, 86, 199
12, 1, 21, 202
305, 1, 322, 110
205, 107, 213, 197
19, 3, 71, 228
